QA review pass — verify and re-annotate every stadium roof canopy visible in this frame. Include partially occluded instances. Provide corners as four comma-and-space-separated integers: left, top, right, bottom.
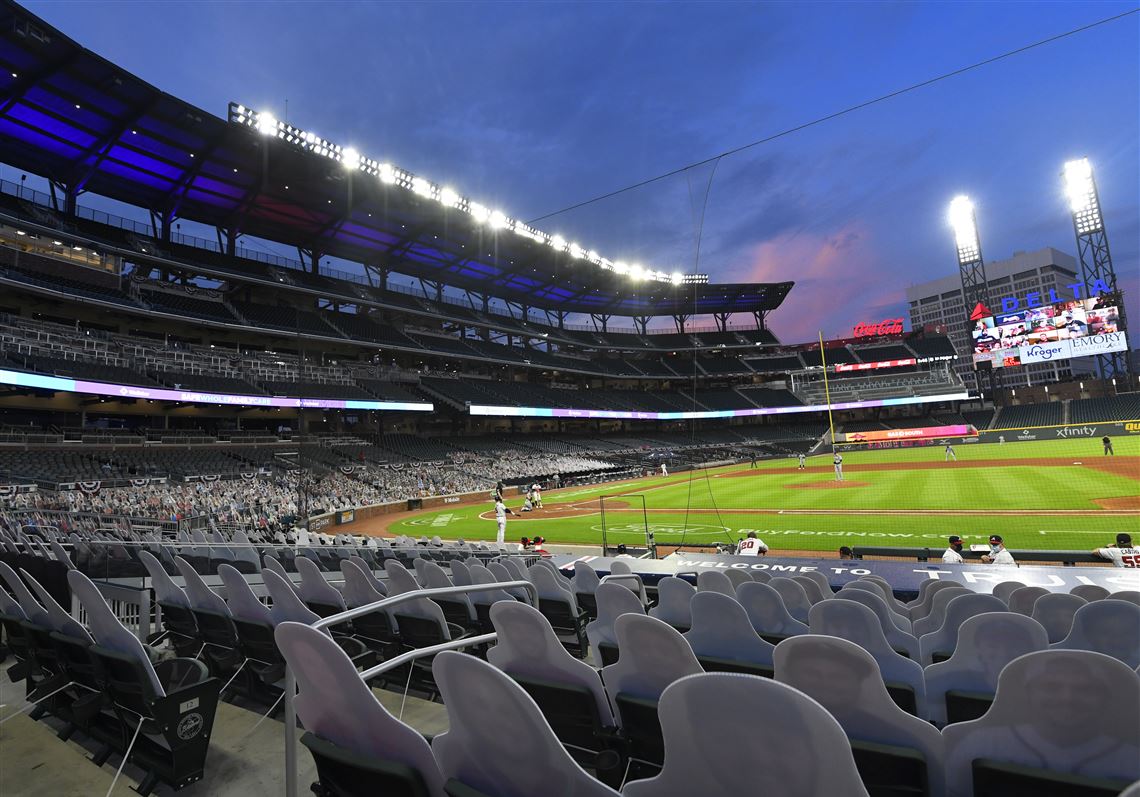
0, 2, 792, 318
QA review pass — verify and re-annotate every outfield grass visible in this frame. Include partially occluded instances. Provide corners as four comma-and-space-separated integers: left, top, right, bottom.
389, 436, 1139, 553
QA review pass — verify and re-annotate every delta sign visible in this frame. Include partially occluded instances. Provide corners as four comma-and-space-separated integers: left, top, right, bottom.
997, 279, 1113, 313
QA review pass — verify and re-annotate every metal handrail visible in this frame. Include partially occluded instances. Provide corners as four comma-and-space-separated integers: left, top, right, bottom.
284, 580, 538, 797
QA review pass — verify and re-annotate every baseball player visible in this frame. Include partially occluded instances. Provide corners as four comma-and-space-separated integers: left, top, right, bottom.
981, 534, 1016, 565
944, 444, 957, 462
660, 462, 668, 476
1093, 533, 1139, 567
493, 496, 517, 544
531, 482, 543, 509
797, 453, 806, 470
833, 451, 843, 482
942, 535, 965, 564
736, 531, 769, 557
1103, 435, 1114, 456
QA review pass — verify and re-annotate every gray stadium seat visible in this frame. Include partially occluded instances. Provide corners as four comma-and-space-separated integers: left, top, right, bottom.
623, 672, 870, 797
683, 591, 775, 677
296, 556, 347, 617
601, 614, 703, 771
768, 576, 812, 623
1051, 600, 1140, 668
432, 650, 620, 797
696, 570, 735, 597
776, 636, 945, 797
1006, 585, 1050, 617
648, 576, 695, 632
799, 569, 835, 596
1031, 592, 1087, 644
736, 580, 809, 643
912, 586, 972, 637
585, 582, 645, 666
844, 580, 912, 632
722, 568, 752, 591
991, 580, 1024, 605
918, 593, 1008, 666
1070, 584, 1110, 602
923, 613, 1048, 727
264, 569, 321, 627
792, 575, 827, 604
943, 650, 1140, 797
274, 621, 447, 797
749, 570, 773, 583
834, 589, 921, 660
908, 580, 964, 620
809, 598, 927, 716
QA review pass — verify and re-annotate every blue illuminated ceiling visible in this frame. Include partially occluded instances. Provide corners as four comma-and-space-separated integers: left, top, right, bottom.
0, 2, 792, 317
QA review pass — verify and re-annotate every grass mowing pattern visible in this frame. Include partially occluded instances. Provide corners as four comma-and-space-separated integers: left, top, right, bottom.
390, 436, 1139, 553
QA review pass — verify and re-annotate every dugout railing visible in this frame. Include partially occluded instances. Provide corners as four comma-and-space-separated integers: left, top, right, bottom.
851, 546, 1107, 566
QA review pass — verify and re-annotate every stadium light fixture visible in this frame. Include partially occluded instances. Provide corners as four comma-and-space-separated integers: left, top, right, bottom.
1063, 157, 1104, 234
671, 271, 684, 286
948, 195, 980, 264
229, 101, 709, 285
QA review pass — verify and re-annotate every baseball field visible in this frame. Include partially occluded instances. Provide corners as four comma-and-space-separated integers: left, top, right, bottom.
375, 435, 1139, 554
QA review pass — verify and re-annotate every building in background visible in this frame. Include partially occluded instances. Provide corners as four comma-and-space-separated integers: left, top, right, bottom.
906, 247, 1083, 388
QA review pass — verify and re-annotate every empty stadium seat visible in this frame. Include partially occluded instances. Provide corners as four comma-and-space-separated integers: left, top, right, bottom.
571, 561, 602, 620
991, 580, 1024, 605
487, 601, 621, 783
1070, 584, 1110, 602
601, 614, 703, 773
1007, 585, 1050, 617
623, 672, 870, 797
923, 613, 1049, 727
942, 650, 1140, 796
735, 580, 809, 644
776, 636, 945, 797
912, 587, 972, 637
695, 570, 735, 597
918, 593, 1008, 666
274, 621, 448, 797
1031, 592, 1087, 643
648, 577, 695, 632
683, 591, 775, 677
834, 588, 921, 660
1051, 600, 1140, 668
584, 582, 645, 666
431, 651, 620, 797
809, 598, 927, 716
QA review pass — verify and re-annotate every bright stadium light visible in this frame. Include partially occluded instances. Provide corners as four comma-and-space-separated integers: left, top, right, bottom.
1063, 157, 1104, 234
948, 195, 980, 264
613, 261, 630, 275
229, 99, 699, 284
438, 186, 460, 208
1063, 158, 1094, 213
629, 264, 646, 281
671, 271, 684, 286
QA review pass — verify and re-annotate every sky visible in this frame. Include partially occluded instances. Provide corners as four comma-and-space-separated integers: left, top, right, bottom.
18, 0, 1140, 342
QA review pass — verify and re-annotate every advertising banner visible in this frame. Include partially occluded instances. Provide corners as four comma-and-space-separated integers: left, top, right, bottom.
971, 295, 1125, 370
1018, 340, 1071, 365
1069, 331, 1129, 357
840, 424, 974, 444
835, 358, 917, 372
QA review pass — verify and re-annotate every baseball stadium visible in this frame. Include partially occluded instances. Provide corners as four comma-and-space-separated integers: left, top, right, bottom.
0, 3, 1138, 797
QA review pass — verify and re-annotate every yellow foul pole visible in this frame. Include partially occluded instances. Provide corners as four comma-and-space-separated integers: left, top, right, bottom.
818, 331, 837, 450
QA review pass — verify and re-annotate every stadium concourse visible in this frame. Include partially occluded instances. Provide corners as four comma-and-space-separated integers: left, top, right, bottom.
2, 4, 1140, 797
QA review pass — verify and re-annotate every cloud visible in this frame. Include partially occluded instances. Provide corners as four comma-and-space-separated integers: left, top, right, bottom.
733, 222, 907, 343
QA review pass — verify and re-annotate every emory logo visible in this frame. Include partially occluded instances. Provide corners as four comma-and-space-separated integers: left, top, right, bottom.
1055, 426, 1096, 438
853, 318, 904, 337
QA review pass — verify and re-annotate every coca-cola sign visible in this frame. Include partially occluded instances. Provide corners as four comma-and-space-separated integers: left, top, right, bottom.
853, 318, 905, 337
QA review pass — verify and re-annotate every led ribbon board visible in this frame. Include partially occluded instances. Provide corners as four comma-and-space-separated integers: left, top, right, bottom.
468, 391, 972, 420
0, 369, 433, 411
838, 424, 975, 444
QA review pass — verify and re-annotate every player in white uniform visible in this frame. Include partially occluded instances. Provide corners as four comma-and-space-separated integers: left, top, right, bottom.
660, 462, 668, 476
493, 497, 517, 544
833, 452, 844, 482
981, 534, 1016, 565
532, 483, 542, 509
797, 453, 806, 470
942, 535, 964, 564
1093, 533, 1139, 567
944, 444, 957, 462
736, 531, 769, 557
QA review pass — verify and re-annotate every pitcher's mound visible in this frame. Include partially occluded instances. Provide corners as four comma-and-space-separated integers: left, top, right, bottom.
787, 481, 870, 490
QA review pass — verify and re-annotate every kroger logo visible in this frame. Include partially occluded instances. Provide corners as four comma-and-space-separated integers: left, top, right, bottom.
1026, 344, 1064, 361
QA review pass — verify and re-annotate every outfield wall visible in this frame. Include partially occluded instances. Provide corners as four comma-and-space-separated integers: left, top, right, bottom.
837, 419, 1139, 451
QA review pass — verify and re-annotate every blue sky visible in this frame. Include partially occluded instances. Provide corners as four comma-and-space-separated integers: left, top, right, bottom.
20, 1, 1140, 341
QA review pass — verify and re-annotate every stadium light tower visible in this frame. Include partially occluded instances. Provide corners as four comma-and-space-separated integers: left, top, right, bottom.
1063, 157, 1130, 379
949, 195, 995, 393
